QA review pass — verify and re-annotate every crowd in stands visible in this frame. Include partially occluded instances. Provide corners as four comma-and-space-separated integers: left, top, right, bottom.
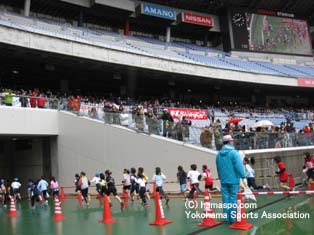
1, 87, 314, 150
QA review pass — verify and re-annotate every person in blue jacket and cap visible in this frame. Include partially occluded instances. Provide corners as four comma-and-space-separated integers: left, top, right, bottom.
216, 134, 246, 224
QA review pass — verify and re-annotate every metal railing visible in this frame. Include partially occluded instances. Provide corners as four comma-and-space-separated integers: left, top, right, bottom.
1, 94, 314, 151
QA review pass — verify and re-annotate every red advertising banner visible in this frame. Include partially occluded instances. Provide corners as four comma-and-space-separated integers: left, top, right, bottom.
298, 78, 314, 87
167, 108, 208, 120
182, 12, 213, 27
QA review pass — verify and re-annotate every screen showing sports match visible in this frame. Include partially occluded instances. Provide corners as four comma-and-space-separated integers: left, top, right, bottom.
231, 11, 313, 56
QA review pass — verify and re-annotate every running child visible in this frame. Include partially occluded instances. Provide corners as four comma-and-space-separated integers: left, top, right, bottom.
99, 173, 107, 197
0, 179, 7, 208
37, 176, 49, 205
77, 172, 90, 207
187, 164, 203, 199
273, 156, 290, 191
30, 179, 41, 209
105, 170, 124, 210
50, 176, 60, 199
135, 172, 148, 207
130, 168, 139, 201
177, 165, 187, 194
90, 172, 101, 195
243, 158, 270, 191
202, 165, 220, 192
122, 169, 131, 198
11, 177, 22, 201
27, 179, 33, 200
138, 167, 150, 200
152, 167, 169, 205
302, 152, 314, 188
74, 173, 80, 192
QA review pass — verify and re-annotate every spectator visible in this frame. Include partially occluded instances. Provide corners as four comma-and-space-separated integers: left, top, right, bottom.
160, 109, 174, 138
146, 111, 158, 134
19, 90, 28, 107
4, 89, 15, 106
119, 106, 129, 127
29, 90, 37, 108
200, 126, 213, 148
37, 93, 47, 108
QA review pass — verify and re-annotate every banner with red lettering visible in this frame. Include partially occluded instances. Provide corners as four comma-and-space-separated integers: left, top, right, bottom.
298, 78, 314, 87
181, 12, 213, 27
167, 108, 208, 120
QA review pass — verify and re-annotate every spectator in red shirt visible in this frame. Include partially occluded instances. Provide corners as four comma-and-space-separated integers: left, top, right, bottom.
30, 91, 37, 108
37, 94, 46, 108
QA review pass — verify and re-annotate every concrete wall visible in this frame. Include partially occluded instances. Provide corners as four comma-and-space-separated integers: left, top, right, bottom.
0, 25, 298, 87
60, 0, 91, 7
0, 138, 44, 195
94, 0, 135, 11
57, 112, 217, 193
1, 107, 313, 195
0, 106, 58, 136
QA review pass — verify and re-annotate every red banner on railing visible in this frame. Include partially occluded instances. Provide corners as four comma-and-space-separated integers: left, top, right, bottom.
181, 12, 213, 27
298, 78, 314, 87
167, 108, 208, 120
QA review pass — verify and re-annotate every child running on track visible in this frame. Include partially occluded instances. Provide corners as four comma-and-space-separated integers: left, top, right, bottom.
77, 172, 90, 207
122, 169, 131, 198
130, 168, 139, 201
50, 177, 60, 199
138, 167, 150, 200
30, 179, 41, 209
37, 176, 49, 205
105, 170, 124, 210
177, 165, 187, 195
11, 178, 22, 201
152, 167, 169, 205
303, 152, 314, 187
243, 158, 270, 191
187, 164, 202, 199
202, 165, 220, 192
90, 172, 101, 196
99, 173, 107, 197
135, 172, 148, 207
0, 179, 8, 208
273, 156, 291, 191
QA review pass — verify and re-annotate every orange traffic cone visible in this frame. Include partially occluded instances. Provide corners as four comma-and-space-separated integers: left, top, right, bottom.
289, 173, 295, 189
60, 187, 66, 200
150, 191, 172, 226
99, 195, 116, 223
229, 191, 253, 230
197, 190, 221, 227
52, 196, 65, 221
8, 197, 18, 217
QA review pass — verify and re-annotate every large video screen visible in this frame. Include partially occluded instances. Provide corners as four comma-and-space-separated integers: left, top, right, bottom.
230, 11, 313, 56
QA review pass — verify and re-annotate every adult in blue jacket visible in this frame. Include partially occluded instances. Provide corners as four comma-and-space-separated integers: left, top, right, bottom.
216, 135, 245, 224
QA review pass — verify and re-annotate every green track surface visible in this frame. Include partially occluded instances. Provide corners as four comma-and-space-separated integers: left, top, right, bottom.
0, 194, 313, 235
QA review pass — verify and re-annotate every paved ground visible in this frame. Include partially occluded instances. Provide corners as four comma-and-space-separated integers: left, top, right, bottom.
0, 193, 313, 235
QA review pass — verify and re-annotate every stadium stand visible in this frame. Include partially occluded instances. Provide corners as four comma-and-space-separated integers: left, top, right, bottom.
0, 10, 313, 79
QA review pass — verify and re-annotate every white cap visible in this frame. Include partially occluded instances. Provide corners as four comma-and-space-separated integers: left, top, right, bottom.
223, 135, 234, 142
